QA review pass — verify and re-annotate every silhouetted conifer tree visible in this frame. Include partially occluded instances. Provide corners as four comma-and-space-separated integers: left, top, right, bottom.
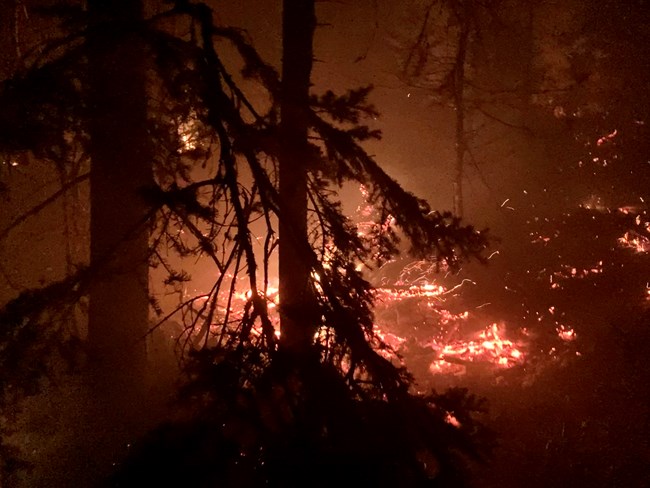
0, 1, 491, 485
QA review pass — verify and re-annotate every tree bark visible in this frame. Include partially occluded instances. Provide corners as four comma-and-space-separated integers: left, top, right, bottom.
87, 0, 151, 396
279, 0, 317, 356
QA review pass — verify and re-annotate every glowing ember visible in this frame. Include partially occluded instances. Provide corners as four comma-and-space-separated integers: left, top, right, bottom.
428, 323, 525, 372
374, 283, 446, 302
557, 325, 576, 342
371, 271, 529, 377
618, 231, 650, 254
444, 412, 461, 428
552, 261, 604, 282
596, 128, 618, 146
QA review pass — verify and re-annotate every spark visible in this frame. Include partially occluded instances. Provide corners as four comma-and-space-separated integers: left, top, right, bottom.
500, 198, 515, 211
443, 279, 476, 295
596, 128, 618, 146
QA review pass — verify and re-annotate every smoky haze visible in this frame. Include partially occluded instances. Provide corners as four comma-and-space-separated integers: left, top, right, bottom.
1, 0, 649, 487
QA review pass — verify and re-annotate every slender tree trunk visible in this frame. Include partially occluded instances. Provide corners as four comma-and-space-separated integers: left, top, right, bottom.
452, 3, 470, 218
87, 0, 151, 396
279, 0, 317, 356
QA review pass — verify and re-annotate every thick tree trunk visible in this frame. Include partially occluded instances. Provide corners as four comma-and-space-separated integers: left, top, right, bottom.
279, 0, 317, 356
87, 0, 151, 396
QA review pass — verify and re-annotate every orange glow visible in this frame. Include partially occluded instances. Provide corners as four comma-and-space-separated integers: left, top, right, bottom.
596, 128, 618, 146
618, 231, 650, 254
557, 325, 576, 342
431, 323, 525, 371
444, 412, 461, 428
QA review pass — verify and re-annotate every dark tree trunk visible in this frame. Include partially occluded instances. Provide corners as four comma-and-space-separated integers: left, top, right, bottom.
279, 0, 317, 356
87, 0, 151, 396
452, 2, 470, 218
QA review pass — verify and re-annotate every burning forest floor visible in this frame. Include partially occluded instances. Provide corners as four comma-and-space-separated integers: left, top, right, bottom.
6, 201, 650, 487
151, 196, 650, 486
364, 200, 650, 487
372, 274, 650, 486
